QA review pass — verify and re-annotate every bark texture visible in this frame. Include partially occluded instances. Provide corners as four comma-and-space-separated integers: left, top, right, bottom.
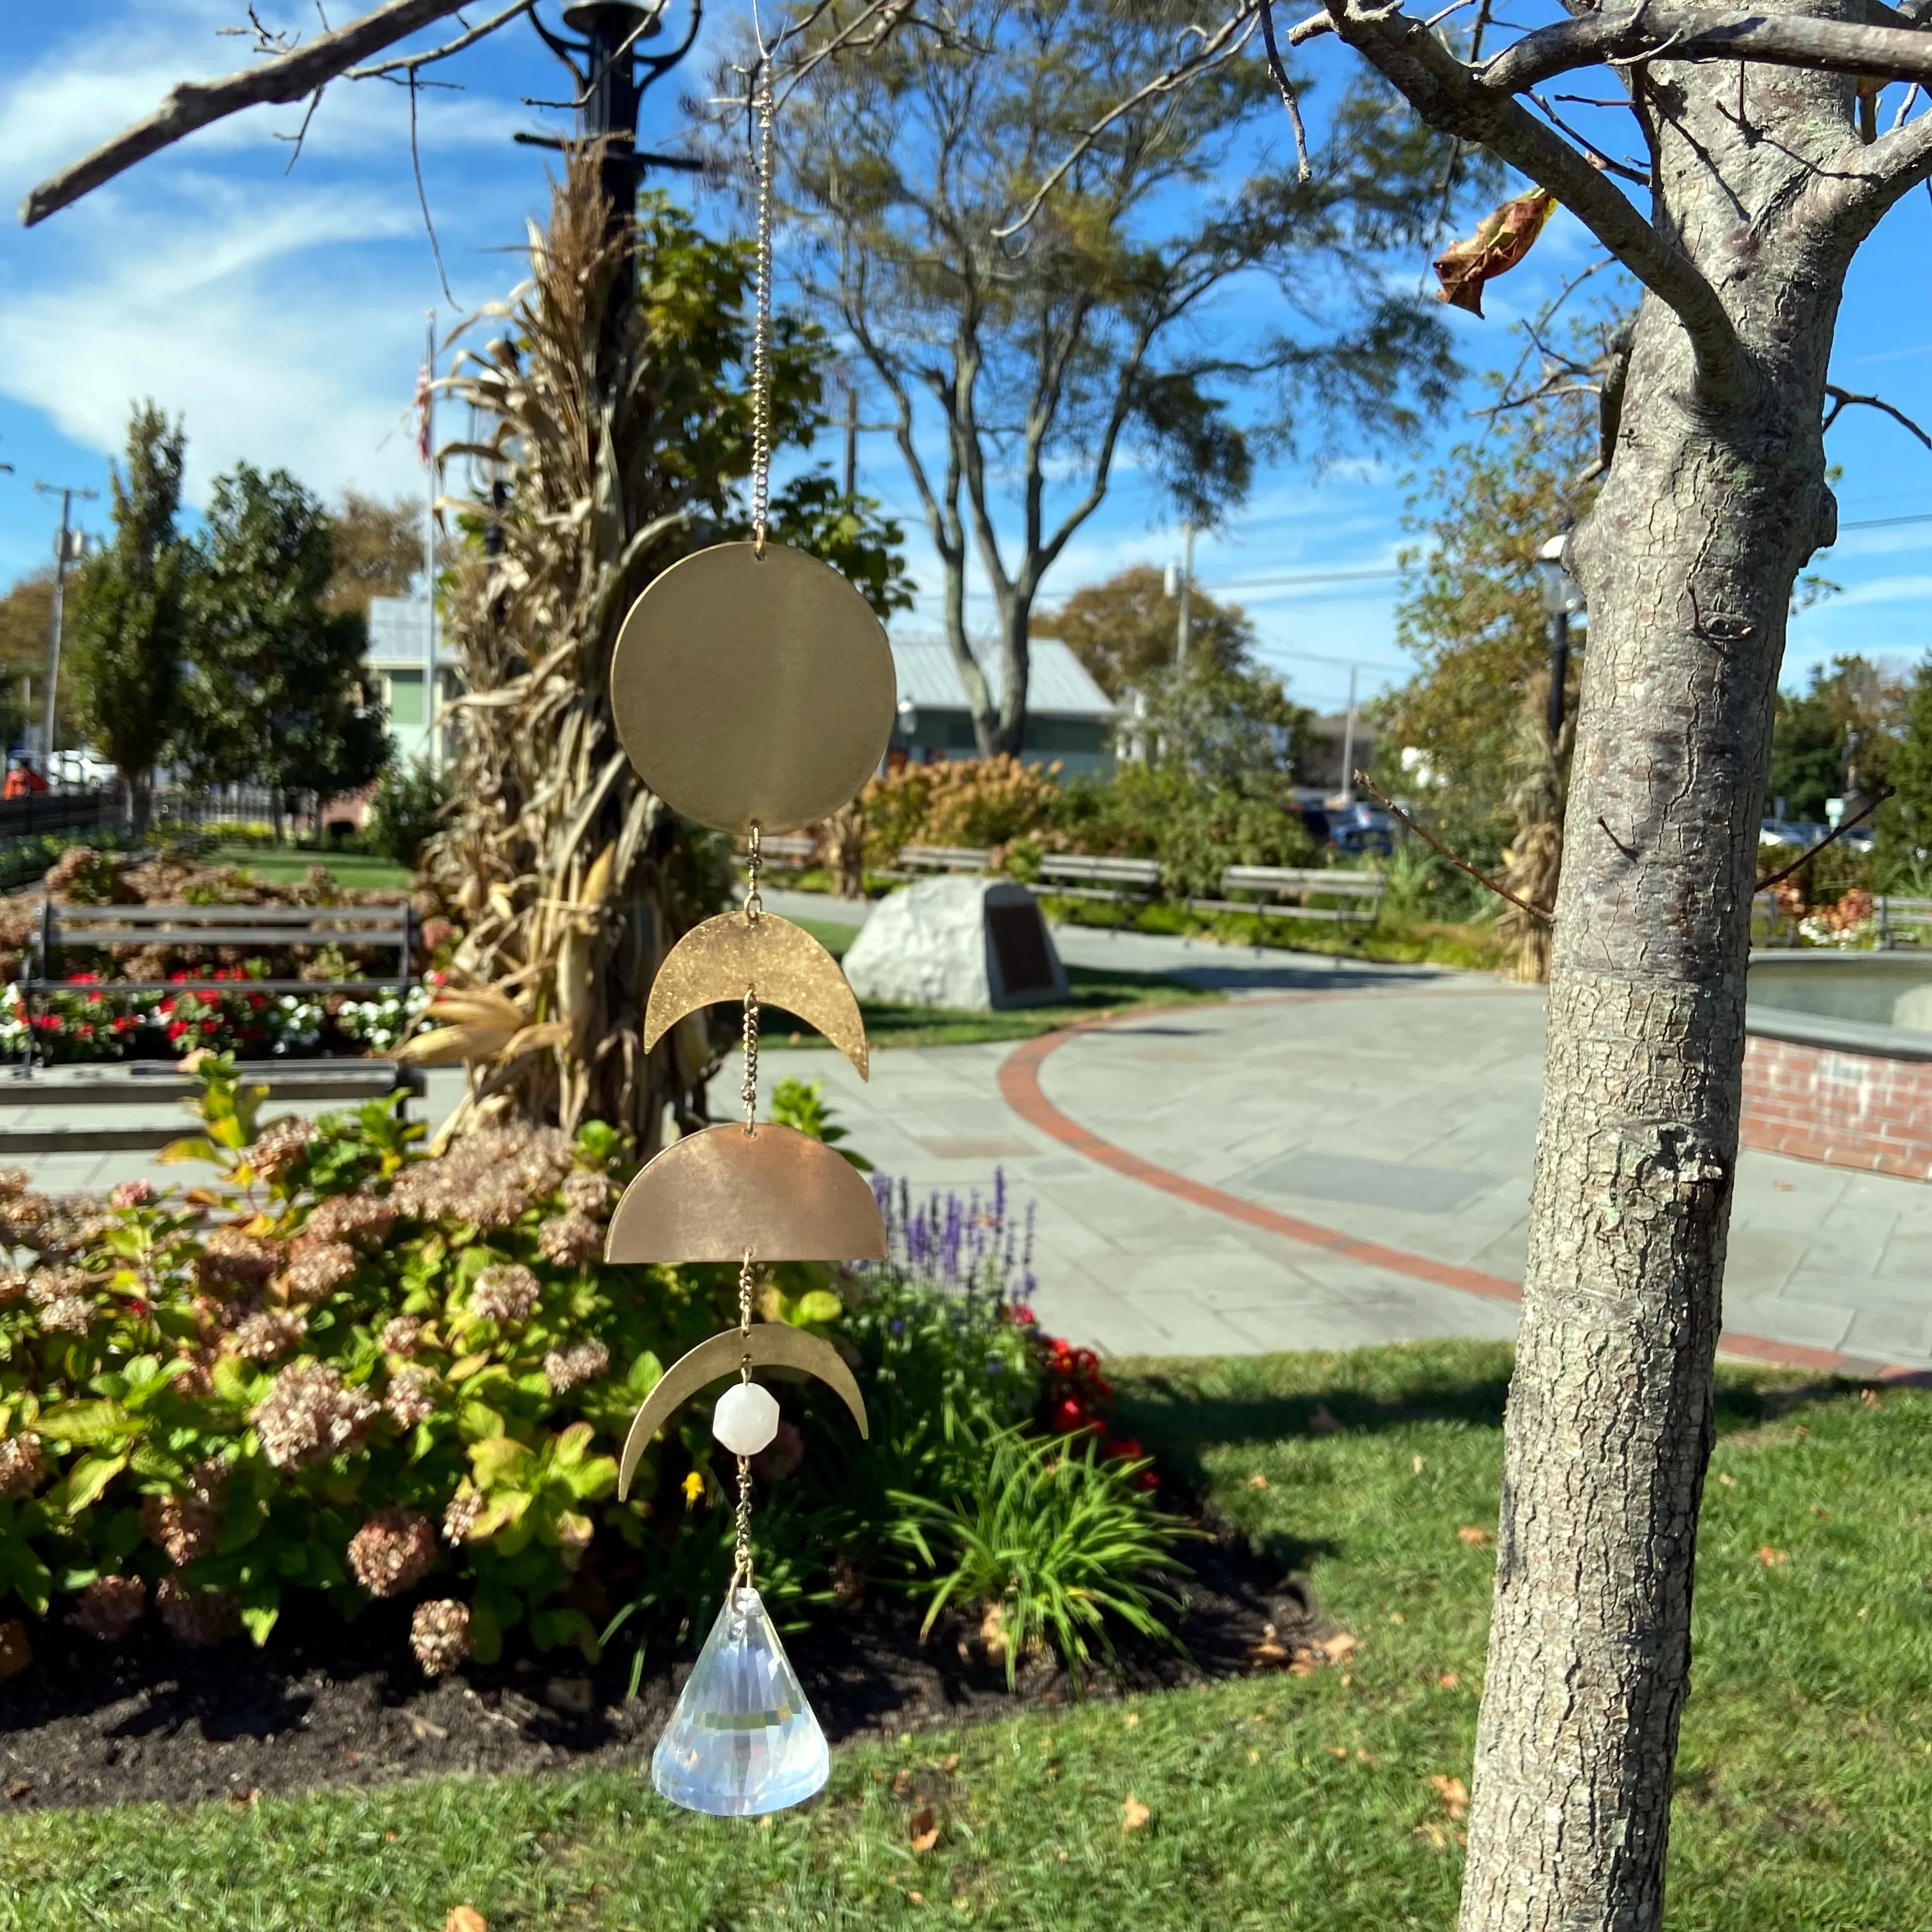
1452, 50, 1866, 1932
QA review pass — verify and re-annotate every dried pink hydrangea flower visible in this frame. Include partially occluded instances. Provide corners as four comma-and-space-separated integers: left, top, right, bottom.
0, 1272, 26, 1308
302, 1195, 397, 1246
0, 1434, 45, 1500
26, 1265, 88, 1305
390, 1124, 576, 1229
410, 1598, 472, 1676
560, 1169, 611, 1216
347, 1506, 436, 1597
253, 1361, 379, 1470
471, 1264, 540, 1326
229, 1309, 307, 1363
140, 1460, 228, 1567
109, 1179, 155, 1209
36, 1293, 96, 1335
379, 1315, 425, 1358
247, 1117, 315, 1181
279, 1239, 358, 1306
535, 1212, 601, 1268
69, 1574, 147, 1641
197, 1227, 280, 1291
384, 1367, 436, 1427
0, 1169, 29, 1201
543, 1340, 610, 1394
155, 1576, 241, 1647
442, 1487, 484, 1545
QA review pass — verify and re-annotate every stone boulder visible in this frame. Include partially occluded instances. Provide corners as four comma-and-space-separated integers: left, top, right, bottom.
840, 876, 1068, 1011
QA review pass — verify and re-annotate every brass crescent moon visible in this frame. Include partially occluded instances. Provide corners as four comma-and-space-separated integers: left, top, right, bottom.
605, 1123, 888, 1264
645, 911, 868, 1080
617, 1323, 869, 1498
609, 542, 896, 834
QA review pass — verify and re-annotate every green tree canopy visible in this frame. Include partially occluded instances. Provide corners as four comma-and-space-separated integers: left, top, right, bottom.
1767, 654, 1904, 825
1035, 564, 1254, 699
1874, 658, 1932, 889
182, 465, 388, 813
1384, 379, 1600, 829
781, 0, 1475, 755
68, 401, 192, 831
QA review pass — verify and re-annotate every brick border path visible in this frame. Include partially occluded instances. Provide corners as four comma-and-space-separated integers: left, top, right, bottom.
999, 1001, 1932, 1388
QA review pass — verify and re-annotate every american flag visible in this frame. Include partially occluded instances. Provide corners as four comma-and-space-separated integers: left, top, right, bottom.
414, 363, 433, 468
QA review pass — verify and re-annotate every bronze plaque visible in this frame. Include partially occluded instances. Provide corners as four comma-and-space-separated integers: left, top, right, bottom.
988, 900, 1056, 996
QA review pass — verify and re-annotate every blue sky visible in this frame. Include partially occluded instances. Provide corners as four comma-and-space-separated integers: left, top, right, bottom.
2, 4, 1931, 721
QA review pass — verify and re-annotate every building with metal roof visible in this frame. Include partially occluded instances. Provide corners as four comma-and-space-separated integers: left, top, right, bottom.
887, 638, 1116, 776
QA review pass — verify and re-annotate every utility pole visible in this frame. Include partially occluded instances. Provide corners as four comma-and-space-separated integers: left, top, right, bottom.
1176, 521, 1195, 667
33, 481, 96, 778
1338, 663, 1358, 805
844, 383, 859, 498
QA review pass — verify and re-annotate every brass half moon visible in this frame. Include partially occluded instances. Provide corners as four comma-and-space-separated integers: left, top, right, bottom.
617, 1323, 869, 1498
604, 1122, 887, 1264
610, 541, 896, 834
645, 910, 868, 1080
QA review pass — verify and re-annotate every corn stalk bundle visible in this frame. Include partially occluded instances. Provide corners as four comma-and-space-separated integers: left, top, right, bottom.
412, 152, 749, 1149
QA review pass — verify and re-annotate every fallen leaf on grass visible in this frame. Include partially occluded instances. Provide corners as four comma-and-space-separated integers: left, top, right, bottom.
1457, 1526, 1491, 1547
1249, 1747, 1261, 1765
909, 1805, 940, 1854
1862, 1388, 1882, 1409
1429, 1774, 1470, 1820
1328, 1746, 1349, 1759
1416, 1821, 1453, 1850
1308, 1404, 1341, 1436
1438, 1671, 1460, 1689
1412, 1455, 1425, 1473
1249, 1634, 1294, 1671
447, 1911, 487, 1932
228, 1788, 259, 1807
907, 1890, 924, 1905
893, 1768, 913, 1795
1247, 1473, 1270, 1490
1757, 1545, 1788, 1568
1121, 1712, 1139, 1729
1316, 1632, 1356, 1663
1122, 1794, 1152, 1832
1717, 1474, 1736, 1489
942, 1752, 960, 1771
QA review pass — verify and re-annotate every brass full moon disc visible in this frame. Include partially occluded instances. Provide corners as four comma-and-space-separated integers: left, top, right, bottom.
610, 541, 896, 834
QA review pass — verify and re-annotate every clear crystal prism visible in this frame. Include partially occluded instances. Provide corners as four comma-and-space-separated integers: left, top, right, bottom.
652, 1585, 829, 1816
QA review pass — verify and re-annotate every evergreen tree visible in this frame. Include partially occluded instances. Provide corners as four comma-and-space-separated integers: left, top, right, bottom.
68, 402, 191, 831
182, 465, 388, 828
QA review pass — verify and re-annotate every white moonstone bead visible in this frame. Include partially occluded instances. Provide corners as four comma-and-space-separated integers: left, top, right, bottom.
712, 1380, 781, 1457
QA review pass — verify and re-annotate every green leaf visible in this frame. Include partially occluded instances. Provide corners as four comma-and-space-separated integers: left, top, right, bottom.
789, 1289, 843, 1327
241, 1584, 282, 1647
59, 1450, 129, 1515
34, 1400, 136, 1448
469, 1436, 530, 1486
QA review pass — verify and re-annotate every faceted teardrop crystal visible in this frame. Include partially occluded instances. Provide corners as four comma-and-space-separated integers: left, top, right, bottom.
652, 1585, 829, 1816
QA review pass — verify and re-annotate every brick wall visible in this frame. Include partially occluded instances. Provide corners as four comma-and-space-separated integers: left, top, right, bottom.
1741, 1032, 1932, 1181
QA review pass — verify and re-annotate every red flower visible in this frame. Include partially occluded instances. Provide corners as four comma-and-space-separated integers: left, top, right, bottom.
1108, 1436, 1142, 1462
1052, 1397, 1085, 1433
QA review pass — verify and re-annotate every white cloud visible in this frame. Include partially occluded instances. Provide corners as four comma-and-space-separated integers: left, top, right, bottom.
0, 177, 441, 508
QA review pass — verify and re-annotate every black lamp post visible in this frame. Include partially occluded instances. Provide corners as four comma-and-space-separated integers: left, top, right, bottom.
1537, 533, 1585, 741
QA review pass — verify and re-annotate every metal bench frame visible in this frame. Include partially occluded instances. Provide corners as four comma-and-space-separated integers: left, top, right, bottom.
896, 845, 995, 875
17, 900, 415, 1073
1034, 854, 1164, 902
1190, 865, 1385, 924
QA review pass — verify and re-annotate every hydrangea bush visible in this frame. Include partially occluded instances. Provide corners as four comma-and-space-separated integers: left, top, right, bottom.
0, 1064, 1179, 1682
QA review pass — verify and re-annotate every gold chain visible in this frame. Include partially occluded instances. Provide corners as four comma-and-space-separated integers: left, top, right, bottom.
732, 1246, 756, 1591
748, 61, 776, 556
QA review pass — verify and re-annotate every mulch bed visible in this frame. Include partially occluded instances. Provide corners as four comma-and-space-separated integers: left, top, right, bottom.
0, 1534, 1324, 1811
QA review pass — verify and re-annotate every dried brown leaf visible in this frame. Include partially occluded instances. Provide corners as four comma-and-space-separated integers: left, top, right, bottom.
1121, 1793, 1151, 1832
909, 1805, 939, 1853
1457, 1525, 1492, 1547
447, 1910, 488, 1932
1757, 1545, 1788, 1567
1429, 1773, 1470, 1820
1432, 188, 1558, 316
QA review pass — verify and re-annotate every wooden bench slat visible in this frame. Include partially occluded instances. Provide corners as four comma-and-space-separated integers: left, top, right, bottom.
37, 979, 407, 995
45, 926, 404, 949
1188, 899, 1376, 923
53, 904, 406, 926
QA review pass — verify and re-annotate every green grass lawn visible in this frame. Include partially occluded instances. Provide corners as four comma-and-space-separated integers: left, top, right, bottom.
6, 1342, 1929, 1930
203, 843, 415, 894
763, 917, 1222, 1048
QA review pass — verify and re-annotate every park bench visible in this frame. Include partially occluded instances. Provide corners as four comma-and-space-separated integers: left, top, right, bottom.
897, 845, 995, 875
741, 832, 817, 871
1191, 865, 1385, 924
1034, 854, 1163, 902
1878, 896, 1932, 947
1751, 890, 1799, 947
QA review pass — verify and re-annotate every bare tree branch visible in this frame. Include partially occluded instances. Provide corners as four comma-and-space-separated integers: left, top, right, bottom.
22, 0, 480, 226
347, 0, 535, 80
1259, 0, 1314, 182
1822, 382, 1932, 446
1755, 787, 1893, 890
1356, 771, 1554, 922
1481, 3, 1932, 98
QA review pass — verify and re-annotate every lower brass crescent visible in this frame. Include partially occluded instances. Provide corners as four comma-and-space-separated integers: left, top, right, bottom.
617, 1323, 870, 1499
647, 911, 868, 1079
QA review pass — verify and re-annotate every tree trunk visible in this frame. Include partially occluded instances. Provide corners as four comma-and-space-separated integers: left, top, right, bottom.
128, 769, 151, 840
1456, 63, 1850, 1932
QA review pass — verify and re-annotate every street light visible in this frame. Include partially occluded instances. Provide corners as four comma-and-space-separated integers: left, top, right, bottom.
1536, 532, 1585, 741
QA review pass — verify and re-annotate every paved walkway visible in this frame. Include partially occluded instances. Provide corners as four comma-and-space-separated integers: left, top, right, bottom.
10, 885, 1928, 1373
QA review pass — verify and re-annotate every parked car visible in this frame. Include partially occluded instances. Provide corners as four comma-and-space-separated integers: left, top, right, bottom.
1759, 818, 1828, 849
1329, 801, 1394, 858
